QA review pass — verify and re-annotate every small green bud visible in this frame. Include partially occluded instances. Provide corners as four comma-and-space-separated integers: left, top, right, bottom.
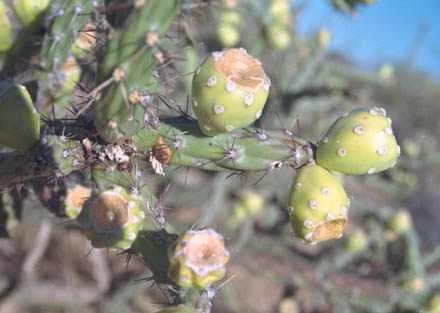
12, 0, 50, 28
316, 107, 400, 175
401, 138, 420, 159
192, 48, 270, 136
288, 162, 349, 244
265, 23, 291, 51
344, 229, 368, 253
0, 80, 40, 151
316, 28, 331, 47
217, 23, 240, 48
77, 187, 145, 249
387, 208, 412, 235
168, 229, 229, 290
268, 0, 291, 26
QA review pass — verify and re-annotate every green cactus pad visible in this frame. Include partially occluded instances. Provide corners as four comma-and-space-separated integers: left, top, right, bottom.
12, 0, 50, 28
0, 80, 40, 151
192, 48, 270, 136
316, 107, 400, 175
287, 162, 349, 244
168, 229, 229, 290
77, 187, 145, 249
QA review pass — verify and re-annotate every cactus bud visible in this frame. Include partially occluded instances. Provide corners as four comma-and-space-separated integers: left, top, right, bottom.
217, 23, 240, 48
168, 229, 229, 290
71, 23, 97, 59
278, 298, 299, 313
192, 48, 270, 136
0, 80, 40, 151
64, 185, 91, 219
220, 10, 242, 26
77, 187, 145, 249
316, 107, 400, 175
265, 23, 291, 51
268, 0, 291, 26
344, 229, 368, 253
387, 208, 412, 235
316, 28, 331, 47
12, 0, 50, 28
287, 163, 349, 244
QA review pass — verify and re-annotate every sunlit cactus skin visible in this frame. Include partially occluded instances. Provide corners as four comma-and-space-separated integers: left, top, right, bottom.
316, 107, 400, 175
12, 0, 50, 28
77, 187, 145, 249
191, 48, 270, 136
287, 162, 349, 244
168, 229, 229, 290
0, 80, 40, 151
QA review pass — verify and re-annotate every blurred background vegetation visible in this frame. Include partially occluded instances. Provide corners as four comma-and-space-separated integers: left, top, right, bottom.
1, 0, 440, 312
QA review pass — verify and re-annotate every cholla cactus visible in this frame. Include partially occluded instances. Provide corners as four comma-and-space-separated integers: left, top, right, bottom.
168, 229, 229, 290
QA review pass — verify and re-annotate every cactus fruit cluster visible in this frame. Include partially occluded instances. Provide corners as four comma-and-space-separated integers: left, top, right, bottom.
1, 0, 423, 312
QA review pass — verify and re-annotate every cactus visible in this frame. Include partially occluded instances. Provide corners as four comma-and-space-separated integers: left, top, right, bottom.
191, 48, 270, 136
316, 107, 400, 175
0, 1, 422, 312
168, 228, 229, 290
287, 162, 349, 244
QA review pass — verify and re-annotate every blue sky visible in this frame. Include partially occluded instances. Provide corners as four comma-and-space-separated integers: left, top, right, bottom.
295, 0, 440, 81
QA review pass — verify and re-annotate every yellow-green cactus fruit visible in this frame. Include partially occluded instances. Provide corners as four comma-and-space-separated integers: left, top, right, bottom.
155, 305, 196, 313
217, 23, 240, 48
168, 228, 229, 290
278, 298, 299, 313
316, 28, 331, 47
387, 208, 412, 235
71, 23, 97, 59
192, 48, 270, 136
268, 0, 291, 26
12, 0, 50, 28
64, 185, 91, 219
76, 187, 145, 249
265, 23, 291, 51
0, 1, 14, 52
287, 162, 349, 244
0, 80, 40, 151
316, 107, 400, 175
344, 229, 368, 253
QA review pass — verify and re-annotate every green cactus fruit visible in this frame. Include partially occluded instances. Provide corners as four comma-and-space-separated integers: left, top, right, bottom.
344, 229, 368, 253
316, 28, 331, 47
268, 0, 291, 26
287, 162, 349, 244
71, 23, 96, 59
0, 1, 14, 53
155, 305, 196, 313
217, 23, 240, 48
192, 48, 270, 136
0, 80, 40, 151
316, 107, 400, 175
265, 23, 291, 51
387, 208, 412, 235
278, 298, 299, 313
12, 0, 50, 28
77, 187, 145, 249
64, 185, 91, 219
220, 10, 242, 26
168, 228, 229, 290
